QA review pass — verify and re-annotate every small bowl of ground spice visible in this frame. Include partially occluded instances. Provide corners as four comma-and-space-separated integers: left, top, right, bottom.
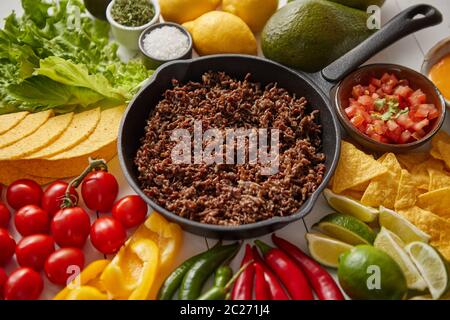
106, 0, 160, 51
139, 22, 193, 69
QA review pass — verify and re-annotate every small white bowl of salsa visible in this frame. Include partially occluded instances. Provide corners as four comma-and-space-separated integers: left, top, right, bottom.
421, 37, 450, 108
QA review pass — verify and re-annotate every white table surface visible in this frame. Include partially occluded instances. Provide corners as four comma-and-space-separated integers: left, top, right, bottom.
1, 0, 449, 300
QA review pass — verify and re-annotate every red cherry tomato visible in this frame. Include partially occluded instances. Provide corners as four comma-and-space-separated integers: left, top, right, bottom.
112, 195, 148, 229
42, 181, 78, 218
6, 179, 42, 210
15, 234, 55, 271
90, 217, 126, 255
44, 247, 84, 286
81, 171, 118, 213
0, 228, 16, 266
4, 267, 43, 300
0, 268, 7, 300
14, 205, 50, 236
51, 207, 91, 248
0, 202, 10, 228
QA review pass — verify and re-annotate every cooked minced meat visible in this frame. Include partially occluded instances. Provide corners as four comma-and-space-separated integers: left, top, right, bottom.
135, 72, 326, 226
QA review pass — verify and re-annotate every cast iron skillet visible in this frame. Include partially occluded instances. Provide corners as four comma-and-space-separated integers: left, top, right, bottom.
118, 5, 442, 239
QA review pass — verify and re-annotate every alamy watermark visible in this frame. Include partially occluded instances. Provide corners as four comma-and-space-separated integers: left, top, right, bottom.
367, 5, 382, 30
170, 121, 280, 176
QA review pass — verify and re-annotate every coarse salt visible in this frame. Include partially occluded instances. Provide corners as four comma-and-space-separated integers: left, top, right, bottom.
143, 26, 189, 60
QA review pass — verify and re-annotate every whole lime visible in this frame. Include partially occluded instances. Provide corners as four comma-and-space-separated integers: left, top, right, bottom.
338, 245, 408, 300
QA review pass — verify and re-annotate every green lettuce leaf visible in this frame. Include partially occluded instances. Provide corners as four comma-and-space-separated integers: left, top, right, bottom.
0, 0, 152, 115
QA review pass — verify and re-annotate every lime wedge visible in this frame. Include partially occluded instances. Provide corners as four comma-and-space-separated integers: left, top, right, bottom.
379, 206, 431, 243
314, 213, 376, 245
405, 241, 449, 300
324, 188, 378, 222
306, 233, 353, 268
374, 227, 427, 291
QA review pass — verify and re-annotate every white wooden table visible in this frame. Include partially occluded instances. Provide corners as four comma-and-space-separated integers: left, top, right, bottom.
1, 0, 449, 299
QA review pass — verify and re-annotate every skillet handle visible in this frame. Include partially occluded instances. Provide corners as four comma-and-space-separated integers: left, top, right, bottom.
321, 4, 442, 82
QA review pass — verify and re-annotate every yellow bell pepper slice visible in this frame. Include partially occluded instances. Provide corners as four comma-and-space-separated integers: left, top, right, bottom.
53, 259, 110, 300
101, 239, 160, 300
66, 286, 109, 300
52, 211, 182, 300
133, 212, 183, 299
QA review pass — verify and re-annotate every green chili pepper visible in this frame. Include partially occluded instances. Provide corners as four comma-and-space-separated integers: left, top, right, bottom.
198, 262, 253, 300
179, 242, 240, 300
157, 241, 222, 300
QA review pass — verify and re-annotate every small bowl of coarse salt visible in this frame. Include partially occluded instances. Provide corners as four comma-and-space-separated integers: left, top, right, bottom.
139, 22, 193, 69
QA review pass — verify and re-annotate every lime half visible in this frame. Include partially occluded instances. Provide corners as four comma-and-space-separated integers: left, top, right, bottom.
405, 242, 449, 300
324, 188, 378, 222
306, 233, 353, 268
374, 227, 427, 291
379, 206, 430, 243
314, 213, 376, 245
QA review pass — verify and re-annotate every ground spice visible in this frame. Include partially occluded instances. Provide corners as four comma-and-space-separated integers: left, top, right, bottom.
111, 0, 155, 27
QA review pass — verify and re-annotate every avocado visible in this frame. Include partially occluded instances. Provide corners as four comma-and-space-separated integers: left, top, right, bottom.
262, 0, 375, 72
289, 0, 385, 11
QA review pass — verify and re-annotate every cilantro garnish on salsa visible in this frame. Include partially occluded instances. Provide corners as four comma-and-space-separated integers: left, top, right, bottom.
345, 73, 439, 144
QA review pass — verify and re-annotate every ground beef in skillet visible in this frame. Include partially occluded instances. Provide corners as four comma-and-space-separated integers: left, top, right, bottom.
135, 71, 326, 226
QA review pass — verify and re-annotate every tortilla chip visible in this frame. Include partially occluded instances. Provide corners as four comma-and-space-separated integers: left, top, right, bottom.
332, 141, 387, 194
395, 169, 421, 210
0, 162, 53, 186
340, 189, 364, 201
399, 206, 450, 260
10, 106, 124, 178
410, 158, 444, 191
377, 153, 388, 163
428, 168, 450, 191
396, 153, 430, 172
0, 113, 73, 160
417, 187, 450, 221
0, 111, 53, 148
0, 111, 29, 135
349, 181, 370, 192
432, 131, 450, 169
27, 108, 101, 159
361, 153, 402, 209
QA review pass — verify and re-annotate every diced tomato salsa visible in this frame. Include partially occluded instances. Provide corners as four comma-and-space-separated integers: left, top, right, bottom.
345, 73, 439, 144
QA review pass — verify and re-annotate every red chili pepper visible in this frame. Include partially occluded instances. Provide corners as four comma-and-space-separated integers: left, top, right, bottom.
231, 244, 254, 300
252, 246, 290, 300
255, 240, 313, 300
272, 234, 345, 300
254, 263, 271, 300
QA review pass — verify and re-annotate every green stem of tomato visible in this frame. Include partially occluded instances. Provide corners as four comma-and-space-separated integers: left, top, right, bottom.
61, 157, 108, 208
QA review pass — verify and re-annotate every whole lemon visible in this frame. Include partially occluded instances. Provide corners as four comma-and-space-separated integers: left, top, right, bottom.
222, 0, 279, 32
183, 11, 257, 56
159, 0, 221, 24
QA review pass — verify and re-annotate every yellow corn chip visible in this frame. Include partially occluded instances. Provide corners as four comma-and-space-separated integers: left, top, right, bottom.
340, 189, 364, 200
395, 169, 421, 210
348, 181, 370, 192
0, 113, 73, 160
396, 153, 430, 172
399, 206, 450, 261
377, 153, 388, 163
428, 168, 450, 191
0, 111, 29, 135
410, 158, 444, 191
332, 141, 387, 194
361, 153, 402, 209
432, 131, 450, 169
417, 187, 450, 221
